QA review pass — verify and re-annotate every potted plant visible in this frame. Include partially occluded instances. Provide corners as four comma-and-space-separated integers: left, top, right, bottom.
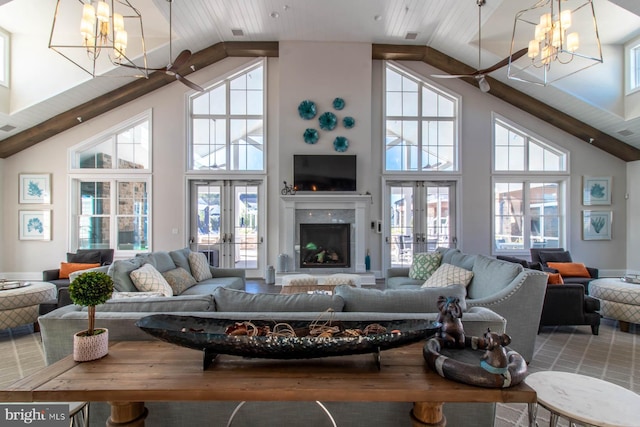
68, 271, 114, 362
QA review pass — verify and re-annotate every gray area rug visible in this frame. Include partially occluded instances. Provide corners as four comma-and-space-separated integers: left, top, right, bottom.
1, 319, 637, 426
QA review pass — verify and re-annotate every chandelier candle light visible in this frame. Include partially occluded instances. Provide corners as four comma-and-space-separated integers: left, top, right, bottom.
49, 0, 148, 78
508, 0, 602, 86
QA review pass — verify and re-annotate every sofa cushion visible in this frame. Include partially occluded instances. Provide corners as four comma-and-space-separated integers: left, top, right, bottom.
335, 284, 467, 312
67, 251, 102, 264
108, 257, 145, 292
169, 248, 193, 276
162, 267, 197, 295
96, 294, 213, 312
141, 251, 177, 274
130, 264, 173, 297
546, 262, 591, 278
538, 250, 572, 265
59, 262, 102, 279
448, 251, 476, 271
496, 255, 530, 269
468, 255, 522, 299
422, 263, 474, 289
189, 252, 213, 281
546, 273, 564, 285
213, 287, 344, 312
386, 276, 423, 289
408, 252, 442, 280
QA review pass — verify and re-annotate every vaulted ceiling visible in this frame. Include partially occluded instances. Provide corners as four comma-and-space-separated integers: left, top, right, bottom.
0, 0, 639, 160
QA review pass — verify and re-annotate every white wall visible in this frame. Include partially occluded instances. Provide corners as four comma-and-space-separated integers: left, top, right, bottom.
0, 42, 632, 278
627, 161, 640, 273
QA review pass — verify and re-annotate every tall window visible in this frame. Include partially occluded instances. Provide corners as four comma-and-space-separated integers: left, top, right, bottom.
189, 60, 265, 171
0, 28, 9, 87
384, 63, 459, 172
69, 112, 152, 253
492, 117, 568, 253
630, 43, 640, 92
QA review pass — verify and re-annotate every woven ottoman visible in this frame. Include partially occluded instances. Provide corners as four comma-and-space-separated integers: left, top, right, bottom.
0, 281, 56, 330
280, 274, 320, 294
589, 278, 640, 332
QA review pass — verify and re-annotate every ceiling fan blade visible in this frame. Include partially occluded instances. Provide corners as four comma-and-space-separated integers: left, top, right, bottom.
176, 73, 204, 92
168, 50, 193, 72
477, 48, 528, 75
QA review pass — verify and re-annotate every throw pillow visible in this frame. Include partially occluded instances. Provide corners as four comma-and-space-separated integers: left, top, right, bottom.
188, 252, 213, 281
162, 267, 197, 295
59, 262, 101, 279
546, 273, 564, 285
129, 263, 173, 297
538, 250, 572, 265
422, 263, 474, 288
66, 250, 102, 264
546, 262, 591, 278
408, 252, 442, 280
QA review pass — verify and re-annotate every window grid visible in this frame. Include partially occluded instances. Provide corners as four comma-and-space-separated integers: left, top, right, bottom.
385, 63, 458, 172
189, 61, 265, 171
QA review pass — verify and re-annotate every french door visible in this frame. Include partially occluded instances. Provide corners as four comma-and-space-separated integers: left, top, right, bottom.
384, 181, 457, 268
189, 180, 264, 277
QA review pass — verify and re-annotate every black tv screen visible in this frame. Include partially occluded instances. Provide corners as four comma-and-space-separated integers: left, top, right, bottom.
294, 155, 357, 192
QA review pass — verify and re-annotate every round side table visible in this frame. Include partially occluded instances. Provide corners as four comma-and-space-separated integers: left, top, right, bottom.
525, 371, 640, 426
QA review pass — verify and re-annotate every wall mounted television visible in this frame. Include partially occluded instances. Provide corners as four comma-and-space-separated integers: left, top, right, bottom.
293, 155, 357, 192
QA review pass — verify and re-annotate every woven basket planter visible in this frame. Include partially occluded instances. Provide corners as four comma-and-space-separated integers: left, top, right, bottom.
73, 328, 109, 362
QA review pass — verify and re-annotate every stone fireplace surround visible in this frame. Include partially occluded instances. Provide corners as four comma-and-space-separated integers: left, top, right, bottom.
280, 194, 371, 273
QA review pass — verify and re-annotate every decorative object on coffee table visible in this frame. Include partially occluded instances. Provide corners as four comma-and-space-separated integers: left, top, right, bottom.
69, 271, 114, 362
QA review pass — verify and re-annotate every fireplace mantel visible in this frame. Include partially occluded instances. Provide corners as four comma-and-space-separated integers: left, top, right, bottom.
280, 194, 371, 272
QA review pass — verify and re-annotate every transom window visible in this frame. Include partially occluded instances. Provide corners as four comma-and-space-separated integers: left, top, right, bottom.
70, 112, 151, 171
494, 117, 566, 172
189, 60, 265, 171
384, 62, 459, 172
0, 28, 9, 87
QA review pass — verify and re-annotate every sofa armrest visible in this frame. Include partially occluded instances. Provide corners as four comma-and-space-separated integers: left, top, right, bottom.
386, 267, 410, 278
542, 284, 587, 319
57, 287, 73, 307
209, 267, 246, 280
587, 267, 599, 279
43, 269, 61, 281
467, 270, 548, 363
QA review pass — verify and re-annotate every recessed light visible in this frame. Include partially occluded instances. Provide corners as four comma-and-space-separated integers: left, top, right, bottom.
270, 11, 280, 18
374, 15, 382, 21
405, 32, 418, 40
231, 29, 244, 36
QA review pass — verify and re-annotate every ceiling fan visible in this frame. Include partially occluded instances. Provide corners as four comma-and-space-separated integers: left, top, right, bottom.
120, 0, 204, 91
431, 0, 527, 93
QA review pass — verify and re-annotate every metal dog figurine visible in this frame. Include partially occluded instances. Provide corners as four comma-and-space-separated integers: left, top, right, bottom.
436, 296, 465, 348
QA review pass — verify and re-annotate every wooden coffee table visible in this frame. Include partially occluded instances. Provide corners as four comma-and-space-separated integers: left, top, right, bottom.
0, 341, 537, 426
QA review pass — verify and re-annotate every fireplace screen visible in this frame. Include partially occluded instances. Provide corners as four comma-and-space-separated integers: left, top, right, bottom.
299, 223, 350, 268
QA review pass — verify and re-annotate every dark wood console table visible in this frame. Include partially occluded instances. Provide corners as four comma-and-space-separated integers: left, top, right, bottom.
0, 341, 536, 426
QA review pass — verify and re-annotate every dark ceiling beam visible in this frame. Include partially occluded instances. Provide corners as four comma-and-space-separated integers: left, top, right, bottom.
2, 42, 637, 161
0, 42, 278, 158
373, 44, 640, 162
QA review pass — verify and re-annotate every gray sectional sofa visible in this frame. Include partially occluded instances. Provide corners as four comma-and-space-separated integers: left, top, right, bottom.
386, 247, 549, 362
40, 280, 506, 426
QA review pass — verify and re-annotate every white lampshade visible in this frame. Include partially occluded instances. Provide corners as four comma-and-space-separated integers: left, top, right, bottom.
82, 3, 95, 22
528, 40, 540, 59
560, 10, 572, 29
113, 13, 124, 33
567, 32, 579, 52
80, 17, 94, 38
96, 1, 109, 23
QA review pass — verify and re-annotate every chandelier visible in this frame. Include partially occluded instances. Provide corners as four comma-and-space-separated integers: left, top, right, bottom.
508, 0, 603, 86
49, 0, 148, 78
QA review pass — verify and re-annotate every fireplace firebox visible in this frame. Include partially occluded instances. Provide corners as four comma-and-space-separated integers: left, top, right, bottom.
299, 223, 350, 268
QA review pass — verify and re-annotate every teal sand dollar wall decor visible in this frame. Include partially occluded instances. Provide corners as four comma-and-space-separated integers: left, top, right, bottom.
319, 112, 338, 131
303, 128, 319, 144
343, 116, 355, 129
333, 97, 345, 110
298, 100, 317, 120
333, 136, 349, 152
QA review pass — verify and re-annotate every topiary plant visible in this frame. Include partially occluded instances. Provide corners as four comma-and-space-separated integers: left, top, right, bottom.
69, 271, 114, 336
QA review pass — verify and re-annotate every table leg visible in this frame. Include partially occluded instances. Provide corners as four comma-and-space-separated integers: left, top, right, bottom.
107, 402, 148, 427
410, 402, 446, 427
527, 403, 537, 427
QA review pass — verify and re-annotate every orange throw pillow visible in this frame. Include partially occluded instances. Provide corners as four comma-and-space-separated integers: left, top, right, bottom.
546, 262, 591, 278
546, 272, 564, 285
59, 262, 101, 279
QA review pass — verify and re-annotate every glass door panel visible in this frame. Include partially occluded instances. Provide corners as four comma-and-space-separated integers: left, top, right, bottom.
388, 184, 415, 268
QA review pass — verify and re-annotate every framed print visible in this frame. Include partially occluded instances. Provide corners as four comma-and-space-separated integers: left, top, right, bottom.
582, 176, 611, 206
583, 210, 612, 241
19, 210, 51, 241
19, 174, 51, 204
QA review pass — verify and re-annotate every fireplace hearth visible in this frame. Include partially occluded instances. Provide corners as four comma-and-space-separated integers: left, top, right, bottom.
300, 223, 350, 268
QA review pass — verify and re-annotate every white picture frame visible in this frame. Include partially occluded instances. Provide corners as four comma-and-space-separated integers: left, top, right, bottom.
19, 173, 51, 204
19, 210, 51, 241
582, 176, 611, 206
583, 210, 612, 241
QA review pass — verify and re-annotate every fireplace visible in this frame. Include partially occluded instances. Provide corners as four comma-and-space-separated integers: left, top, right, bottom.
299, 223, 351, 268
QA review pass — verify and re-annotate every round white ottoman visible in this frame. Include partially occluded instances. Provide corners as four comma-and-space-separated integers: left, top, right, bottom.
0, 281, 56, 330
589, 278, 640, 332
